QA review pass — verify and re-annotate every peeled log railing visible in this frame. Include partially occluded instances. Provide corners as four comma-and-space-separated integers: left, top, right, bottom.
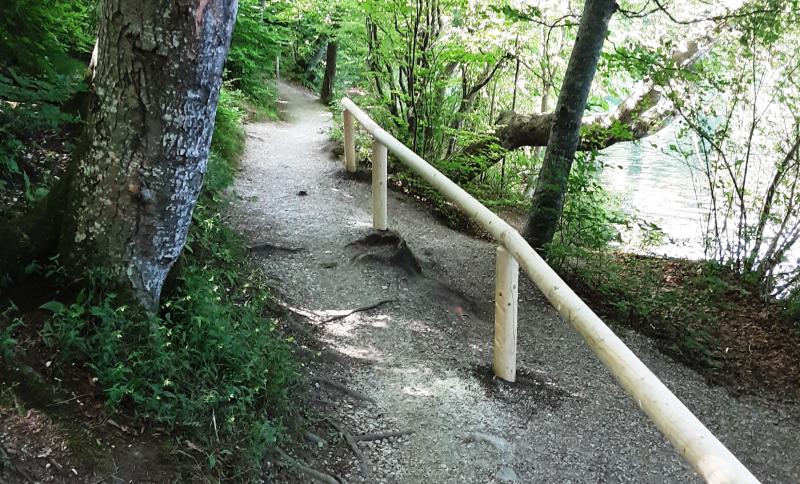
341, 97, 759, 484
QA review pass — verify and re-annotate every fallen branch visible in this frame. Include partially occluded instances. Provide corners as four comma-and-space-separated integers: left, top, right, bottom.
278, 449, 341, 484
312, 377, 375, 403
353, 429, 414, 442
331, 422, 371, 479
247, 242, 306, 253
320, 299, 394, 323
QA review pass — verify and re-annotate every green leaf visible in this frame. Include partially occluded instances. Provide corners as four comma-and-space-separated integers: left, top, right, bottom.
40, 301, 66, 313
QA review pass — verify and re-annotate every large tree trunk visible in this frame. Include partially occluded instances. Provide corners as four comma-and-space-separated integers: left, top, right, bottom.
58, 0, 239, 311
522, 0, 616, 251
319, 41, 338, 105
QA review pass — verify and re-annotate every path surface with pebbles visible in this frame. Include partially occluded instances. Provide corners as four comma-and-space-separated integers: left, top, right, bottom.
230, 83, 799, 483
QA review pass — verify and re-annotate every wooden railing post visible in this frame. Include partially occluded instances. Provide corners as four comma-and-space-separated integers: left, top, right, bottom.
371, 139, 388, 230
494, 245, 519, 382
338, 98, 760, 482
343, 110, 356, 173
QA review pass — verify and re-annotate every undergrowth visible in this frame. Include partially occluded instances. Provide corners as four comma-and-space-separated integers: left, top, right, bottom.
27, 86, 300, 478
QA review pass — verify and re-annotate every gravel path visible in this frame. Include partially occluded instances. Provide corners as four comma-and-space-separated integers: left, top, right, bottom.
230, 83, 799, 483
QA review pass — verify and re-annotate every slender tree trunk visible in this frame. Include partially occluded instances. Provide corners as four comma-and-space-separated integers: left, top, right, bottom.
59, 0, 239, 311
304, 41, 328, 81
522, 0, 616, 251
320, 41, 338, 105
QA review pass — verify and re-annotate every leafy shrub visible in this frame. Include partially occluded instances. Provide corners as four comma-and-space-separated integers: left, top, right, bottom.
40, 170, 299, 476
211, 87, 247, 167
0, 304, 23, 361
784, 291, 800, 330
226, 0, 285, 117
0, 0, 96, 76
38, 75, 298, 477
0, 70, 85, 193
548, 151, 626, 271
41, 255, 298, 473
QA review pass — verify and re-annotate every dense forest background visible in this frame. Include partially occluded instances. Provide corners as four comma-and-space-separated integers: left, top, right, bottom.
1, 0, 799, 480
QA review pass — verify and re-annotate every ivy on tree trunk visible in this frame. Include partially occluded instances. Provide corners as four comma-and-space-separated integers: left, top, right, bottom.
58, 0, 239, 311
523, 0, 617, 252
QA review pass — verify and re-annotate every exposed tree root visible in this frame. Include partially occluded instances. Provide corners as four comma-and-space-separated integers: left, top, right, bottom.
304, 431, 327, 448
320, 298, 395, 323
247, 242, 306, 253
347, 230, 422, 275
278, 301, 319, 320
353, 429, 413, 442
330, 421, 371, 479
280, 299, 394, 325
312, 377, 375, 403
277, 449, 342, 484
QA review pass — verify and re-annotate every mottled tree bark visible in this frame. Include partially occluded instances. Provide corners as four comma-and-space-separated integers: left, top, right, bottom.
523, 0, 616, 251
319, 41, 338, 105
59, 0, 239, 311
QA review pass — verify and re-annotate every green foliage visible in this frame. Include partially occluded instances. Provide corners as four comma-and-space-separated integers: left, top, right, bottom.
0, 71, 85, 194
39, 149, 300, 477
783, 291, 800, 330
0, 0, 96, 76
211, 86, 247, 167
40, 261, 297, 474
0, 304, 23, 361
548, 152, 626, 270
225, 0, 285, 117
568, 254, 718, 366
0, 0, 92, 199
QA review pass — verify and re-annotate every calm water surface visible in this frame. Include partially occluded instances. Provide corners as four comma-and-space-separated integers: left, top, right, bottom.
600, 125, 709, 259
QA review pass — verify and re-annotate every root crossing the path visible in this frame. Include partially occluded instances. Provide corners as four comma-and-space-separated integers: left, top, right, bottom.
231, 82, 800, 483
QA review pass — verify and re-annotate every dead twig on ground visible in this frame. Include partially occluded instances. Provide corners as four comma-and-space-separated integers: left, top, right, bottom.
312, 377, 375, 403
46, 393, 90, 407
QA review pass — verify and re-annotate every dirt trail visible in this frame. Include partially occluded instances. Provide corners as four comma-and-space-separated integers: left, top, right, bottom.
231, 83, 799, 483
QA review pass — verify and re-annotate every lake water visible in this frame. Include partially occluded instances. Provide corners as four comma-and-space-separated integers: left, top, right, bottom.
599, 125, 800, 280
600, 124, 710, 259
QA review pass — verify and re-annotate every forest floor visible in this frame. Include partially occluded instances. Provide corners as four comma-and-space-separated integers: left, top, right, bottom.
231, 82, 800, 483
0, 292, 188, 483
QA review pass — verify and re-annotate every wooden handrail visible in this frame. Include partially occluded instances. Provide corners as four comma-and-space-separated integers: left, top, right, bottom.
341, 97, 759, 484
